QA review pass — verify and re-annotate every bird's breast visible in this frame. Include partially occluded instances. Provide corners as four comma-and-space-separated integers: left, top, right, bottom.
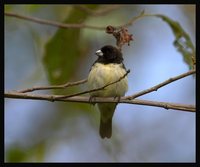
88, 63, 128, 97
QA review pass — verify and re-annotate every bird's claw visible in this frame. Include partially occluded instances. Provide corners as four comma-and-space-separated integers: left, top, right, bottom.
89, 96, 96, 105
114, 96, 121, 103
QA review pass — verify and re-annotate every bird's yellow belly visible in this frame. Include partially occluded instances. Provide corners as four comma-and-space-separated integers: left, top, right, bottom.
88, 63, 128, 97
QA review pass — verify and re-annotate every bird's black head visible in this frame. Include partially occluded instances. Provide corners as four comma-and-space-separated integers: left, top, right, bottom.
95, 45, 123, 64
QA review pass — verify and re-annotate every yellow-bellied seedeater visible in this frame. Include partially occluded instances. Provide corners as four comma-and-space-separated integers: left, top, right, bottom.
88, 45, 128, 139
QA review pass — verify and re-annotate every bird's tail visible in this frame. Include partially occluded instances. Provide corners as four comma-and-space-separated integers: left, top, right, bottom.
98, 103, 116, 139
100, 117, 112, 138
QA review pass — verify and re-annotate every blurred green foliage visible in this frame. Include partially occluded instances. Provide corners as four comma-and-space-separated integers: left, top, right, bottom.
43, 5, 98, 88
6, 142, 46, 162
155, 14, 195, 69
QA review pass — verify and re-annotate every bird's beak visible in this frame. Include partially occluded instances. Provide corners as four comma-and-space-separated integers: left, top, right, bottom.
96, 50, 103, 57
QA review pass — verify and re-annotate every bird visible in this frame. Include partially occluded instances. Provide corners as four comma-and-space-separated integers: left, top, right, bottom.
88, 45, 128, 139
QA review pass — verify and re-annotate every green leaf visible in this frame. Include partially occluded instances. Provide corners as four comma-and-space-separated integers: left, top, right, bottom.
155, 14, 195, 69
43, 5, 98, 90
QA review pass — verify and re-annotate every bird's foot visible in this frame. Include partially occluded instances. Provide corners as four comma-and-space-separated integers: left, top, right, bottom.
89, 96, 96, 105
114, 96, 121, 103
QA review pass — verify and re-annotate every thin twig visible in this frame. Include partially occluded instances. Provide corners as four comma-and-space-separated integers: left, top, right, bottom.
18, 79, 87, 93
126, 70, 196, 100
5, 11, 147, 31
4, 92, 195, 112
4, 12, 105, 30
54, 69, 130, 100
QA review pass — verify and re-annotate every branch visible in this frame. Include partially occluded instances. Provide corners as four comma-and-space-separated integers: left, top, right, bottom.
4, 12, 105, 30
4, 11, 146, 31
4, 92, 195, 112
126, 69, 196, 100
18, 79, 87, 93
4, 69, 195, 112
5, 69, 195, 112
